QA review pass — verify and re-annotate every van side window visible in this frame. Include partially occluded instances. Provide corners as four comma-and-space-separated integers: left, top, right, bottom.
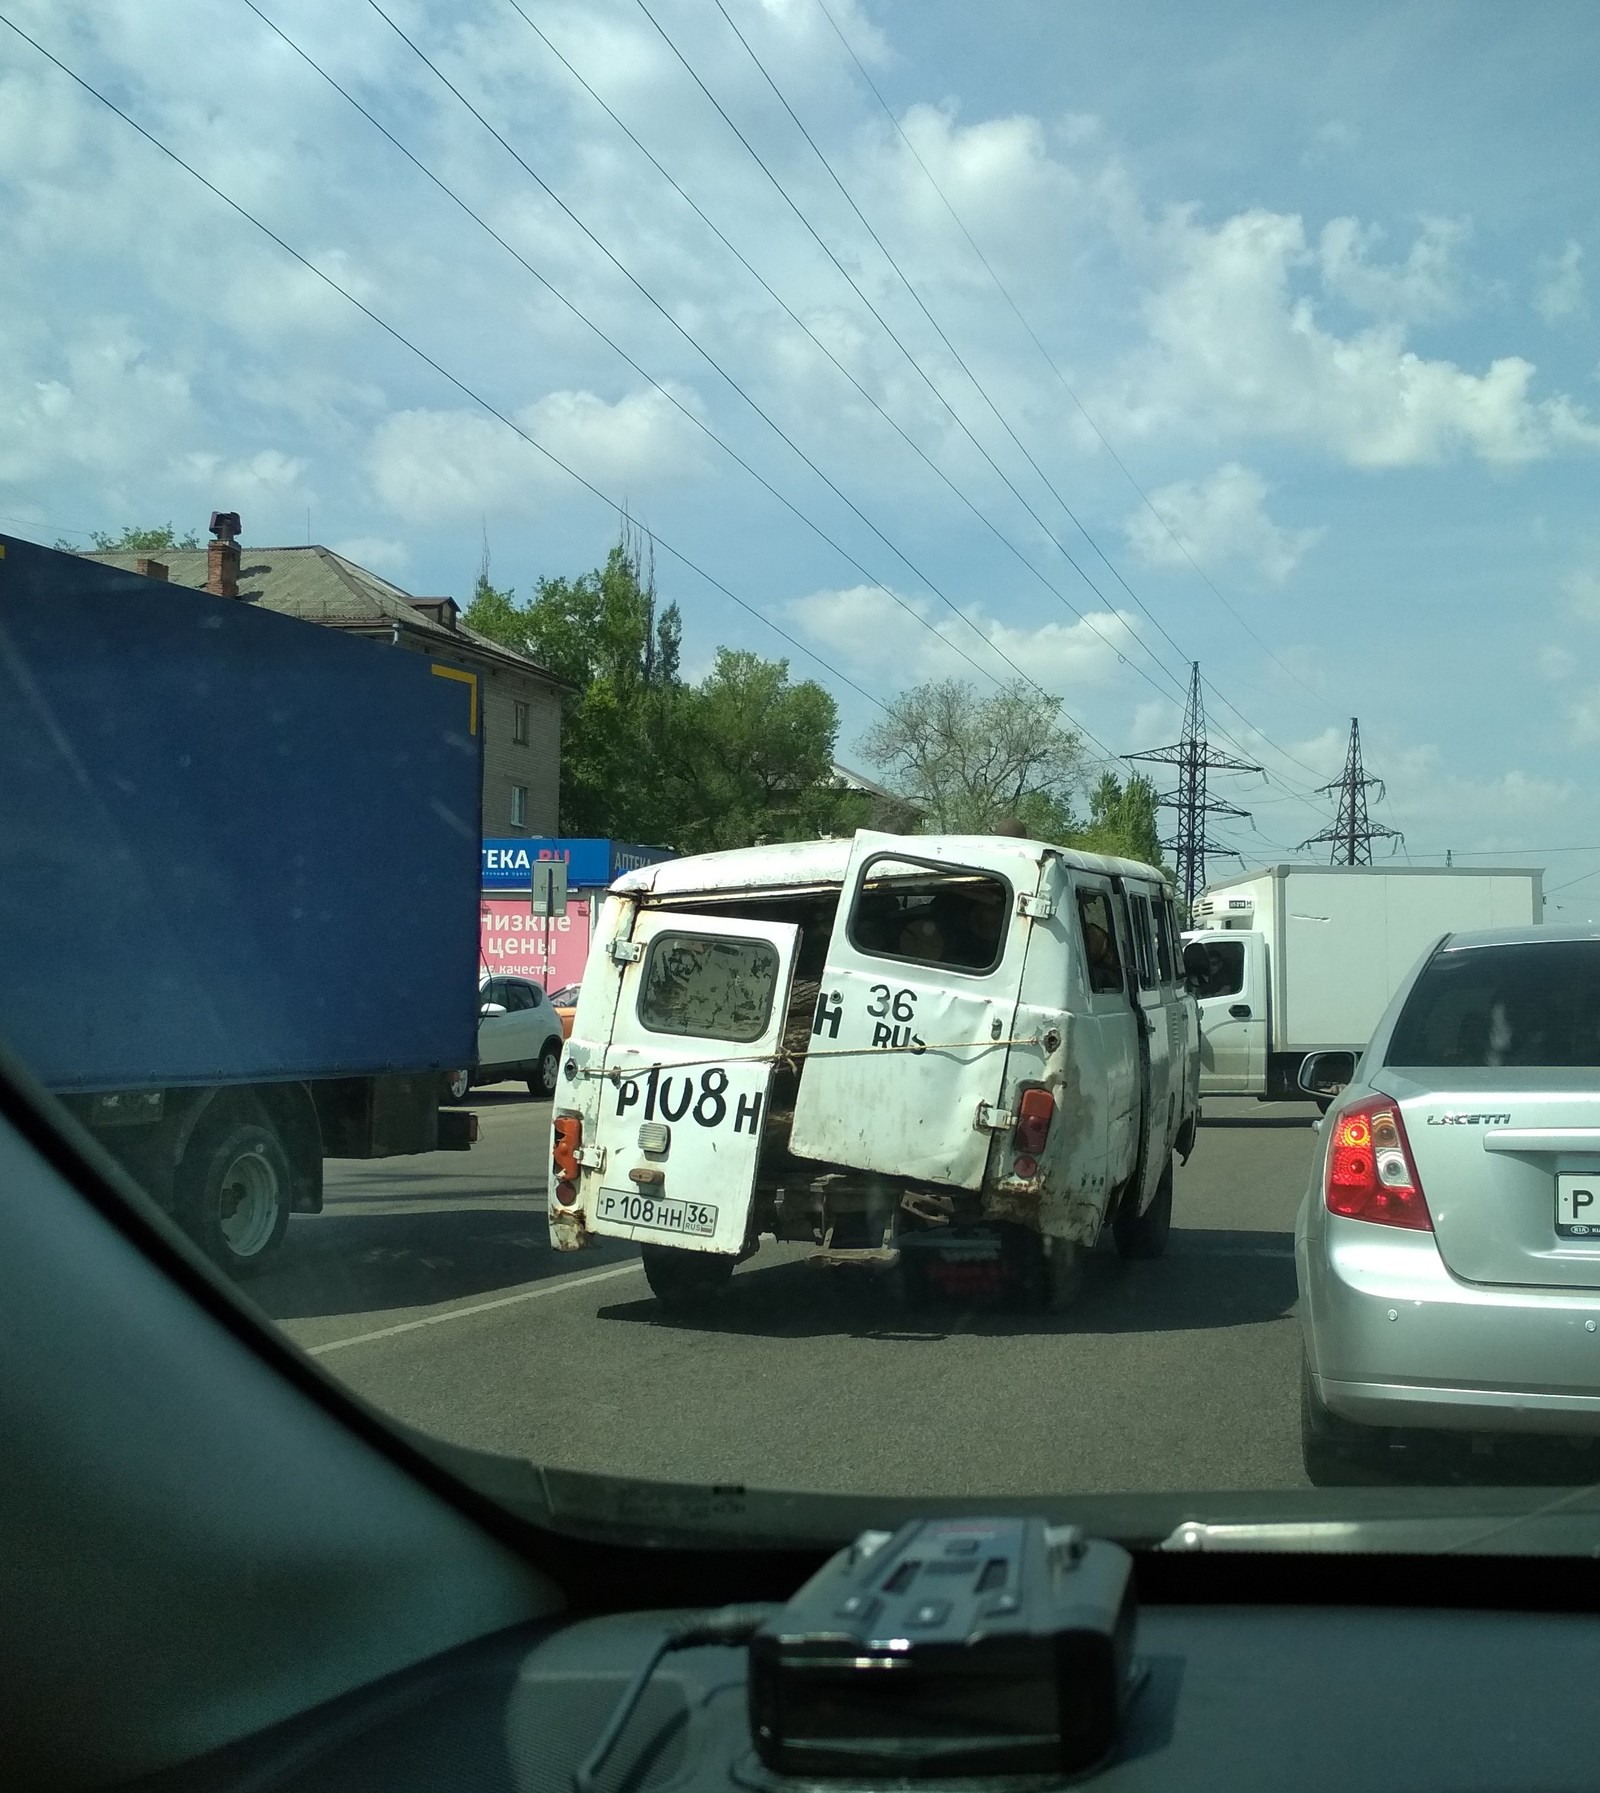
1152, 898, 1176, 984
849, 858, 1009, 974
1129, 894, 1157, 989
637, 932, 781, 1042
1075, 888, 1124, 994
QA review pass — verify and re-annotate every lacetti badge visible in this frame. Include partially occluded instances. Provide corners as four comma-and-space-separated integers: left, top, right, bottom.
1427, 1112, 1512, 1126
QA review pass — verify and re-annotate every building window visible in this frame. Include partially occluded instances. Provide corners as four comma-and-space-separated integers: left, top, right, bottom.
512, 700, 529, 744
510, 784, 527, 827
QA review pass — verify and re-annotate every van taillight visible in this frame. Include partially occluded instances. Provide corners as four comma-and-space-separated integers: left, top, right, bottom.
1014, 1087, 1055, 1154
553, 1113, 581, 1182
1326, 1100, 1431, 1231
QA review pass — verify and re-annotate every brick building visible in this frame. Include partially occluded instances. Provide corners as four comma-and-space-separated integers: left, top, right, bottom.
89, 518, 568, 835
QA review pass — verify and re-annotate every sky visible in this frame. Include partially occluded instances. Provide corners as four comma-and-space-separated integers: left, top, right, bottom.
3, 0, 1599, 910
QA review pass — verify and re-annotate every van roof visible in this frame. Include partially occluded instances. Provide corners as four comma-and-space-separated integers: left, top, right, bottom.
610, 832, 1171, 897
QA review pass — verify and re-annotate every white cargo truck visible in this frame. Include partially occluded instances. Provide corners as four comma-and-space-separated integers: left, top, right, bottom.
1184, 863, 1543, 1100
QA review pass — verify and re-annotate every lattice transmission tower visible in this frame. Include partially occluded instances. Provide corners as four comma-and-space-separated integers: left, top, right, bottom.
1126, 663, 1261, 910
1298, 718, 1404, 864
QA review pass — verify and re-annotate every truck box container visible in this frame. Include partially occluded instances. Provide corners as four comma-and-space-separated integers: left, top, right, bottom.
0, 530, 483, 1270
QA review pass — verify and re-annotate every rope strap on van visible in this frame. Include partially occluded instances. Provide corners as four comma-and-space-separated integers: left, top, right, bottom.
569, 1035, 1046, 1082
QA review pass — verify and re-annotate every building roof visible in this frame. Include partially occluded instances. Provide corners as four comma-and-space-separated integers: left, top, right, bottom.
84, 545, 569, 689
829, 760, 924, 807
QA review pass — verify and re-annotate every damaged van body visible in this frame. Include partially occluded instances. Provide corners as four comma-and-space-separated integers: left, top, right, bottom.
548, 831, 1201, 1307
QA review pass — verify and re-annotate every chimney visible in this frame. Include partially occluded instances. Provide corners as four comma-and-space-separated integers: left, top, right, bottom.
206, 511, 242, 599
134, 558, 169, 582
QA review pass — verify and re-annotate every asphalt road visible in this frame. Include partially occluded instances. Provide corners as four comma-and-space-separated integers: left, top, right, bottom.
254, 1090, 1322, 1496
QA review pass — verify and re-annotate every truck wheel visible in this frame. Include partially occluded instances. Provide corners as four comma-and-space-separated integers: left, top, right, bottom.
442, 1068, 472, 1103
175, 1116, 292, 1277
1112, 1155, 1173, 1260
530, 1042, 561, 1098
640, 1244, 736, 1311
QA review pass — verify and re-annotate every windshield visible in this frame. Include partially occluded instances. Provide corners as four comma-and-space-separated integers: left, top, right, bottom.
5, 1, 1600, 1548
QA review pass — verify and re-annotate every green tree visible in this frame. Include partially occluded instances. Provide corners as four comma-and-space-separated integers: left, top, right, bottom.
858, 677, 1085, 837
465, 527, 682, 840
1072, 771, 1167, 868
64, 523, 202, 552
661, 650, 862, 853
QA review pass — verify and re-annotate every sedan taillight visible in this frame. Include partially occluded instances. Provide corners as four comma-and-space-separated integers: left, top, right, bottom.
1326, 1099, 1432, 1231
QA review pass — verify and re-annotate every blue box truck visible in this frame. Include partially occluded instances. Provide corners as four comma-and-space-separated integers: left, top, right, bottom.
0, 531, 484, 1274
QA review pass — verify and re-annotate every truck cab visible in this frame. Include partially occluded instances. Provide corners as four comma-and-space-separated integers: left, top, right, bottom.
1184, 930, 1268, 1095
549, 832, 1201, 1309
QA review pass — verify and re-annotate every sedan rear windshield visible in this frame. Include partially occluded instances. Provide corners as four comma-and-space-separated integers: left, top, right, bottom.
1387, 942, 1600, 1068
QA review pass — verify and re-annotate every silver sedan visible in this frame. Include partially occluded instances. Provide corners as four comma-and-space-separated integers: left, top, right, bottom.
1296, 925, 1600, 1484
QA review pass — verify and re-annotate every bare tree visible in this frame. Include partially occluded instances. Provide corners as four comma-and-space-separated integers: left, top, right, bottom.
859, 679, 1086, 836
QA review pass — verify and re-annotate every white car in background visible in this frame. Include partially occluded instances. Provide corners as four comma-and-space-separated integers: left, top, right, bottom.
444, 976, 565, 1102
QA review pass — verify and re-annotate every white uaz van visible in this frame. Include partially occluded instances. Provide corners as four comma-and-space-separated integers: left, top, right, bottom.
549, 832, 1202, 1308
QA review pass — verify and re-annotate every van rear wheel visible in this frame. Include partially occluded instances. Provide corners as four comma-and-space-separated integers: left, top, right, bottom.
641, 1244, 736, 1311
1112, 1155, 1173, 1260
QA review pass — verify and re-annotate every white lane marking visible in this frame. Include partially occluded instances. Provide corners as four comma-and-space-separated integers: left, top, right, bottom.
304, 1260, 644, 1356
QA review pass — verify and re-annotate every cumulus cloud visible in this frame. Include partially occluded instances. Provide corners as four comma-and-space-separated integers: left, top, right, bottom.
1356, 739, 1577, 839
366, 385, 709, 523
1568, 691, 1600, 744
0, 318, 193, 482
1099, 206, 1600, 467
787, 581, 1140, 690
1535, 241, 1585, 324
329, 535, 409, 575
1317, 215, 1467, 322
177, 448, 308, 505
1124, 463, 1319, 583
1560, 556, 1600, 622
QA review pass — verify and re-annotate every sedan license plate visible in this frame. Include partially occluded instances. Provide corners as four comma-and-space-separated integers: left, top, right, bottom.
1555, 1173, 1600, 1238
596, 1189, 717, 1237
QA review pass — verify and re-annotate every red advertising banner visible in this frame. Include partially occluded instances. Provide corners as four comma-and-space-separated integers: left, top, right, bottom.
479, 893, 593, 990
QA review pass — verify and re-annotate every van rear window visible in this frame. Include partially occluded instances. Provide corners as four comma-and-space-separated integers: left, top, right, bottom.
636, 932, 782, 1043
849, 858, 1009, 974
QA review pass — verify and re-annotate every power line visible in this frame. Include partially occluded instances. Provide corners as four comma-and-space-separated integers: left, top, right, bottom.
1547, 866, 1600, 897
688, 0, 1338, 804
497, 0, 1182, 753
1126, 663, 1262, 909
1298, 719, 1405, 864
721, 0, 1200, 663
236, 2, 1065, 738
636, 0, 1198, 722
347, 0, 1085, 726
812, 0, 1333, 719
0, 7, 886, 716
357, 0, 1127, 762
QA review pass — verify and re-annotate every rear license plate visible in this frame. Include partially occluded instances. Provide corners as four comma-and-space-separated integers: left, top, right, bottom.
596, 1190, 717, 1237
1555, 1174, 1600, 1237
